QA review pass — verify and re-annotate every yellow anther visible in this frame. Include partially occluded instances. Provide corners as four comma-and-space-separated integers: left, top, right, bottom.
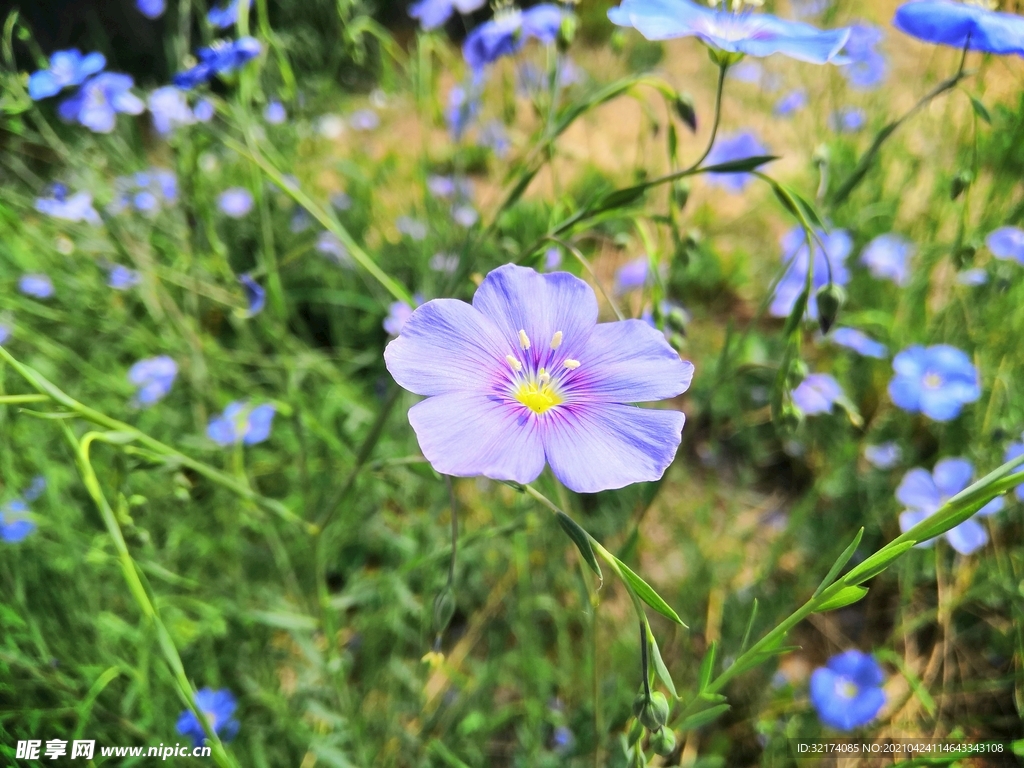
518, 329, 531, 350
506, 355, 522, 372
563, 359, 580, 370
550, 331, 563, 350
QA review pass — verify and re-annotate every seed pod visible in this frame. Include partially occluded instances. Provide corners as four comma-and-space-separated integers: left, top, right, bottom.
815, 283, 846, 335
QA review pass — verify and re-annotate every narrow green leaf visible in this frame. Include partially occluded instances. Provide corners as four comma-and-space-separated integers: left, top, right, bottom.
842, 541, 917, 585
701, 154, 778, 174
613, 554, 686, 626
697, 691, 727, 705
588, 185, 647, 216
813, 528, 864, 597
677, 703, 730, 731
739, 598, 759, 652
555, 512, 602, 580
698, 642, 716, 692
814, 585, 868, 613
728, 645, 800, 677
782, 290, 808, 337
969, 95, 991, 124
649, 632, 678, 698
786, 186, 826, 229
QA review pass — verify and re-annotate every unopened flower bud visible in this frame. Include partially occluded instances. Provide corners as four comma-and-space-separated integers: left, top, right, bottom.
557, 15, 578, 53
672, 180, 690, 209
950, 170, 973, 201
651, 727, 677, 756
638, 691, 670, 731
673, 93, 697, 133
815, 283, 846, 335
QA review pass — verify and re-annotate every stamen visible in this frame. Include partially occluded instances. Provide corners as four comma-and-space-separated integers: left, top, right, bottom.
550, 331, 563, 350
563, 359, 580, 370
518, 329, 531, 350
538, 368, 550, 385
506, 354, 522, 372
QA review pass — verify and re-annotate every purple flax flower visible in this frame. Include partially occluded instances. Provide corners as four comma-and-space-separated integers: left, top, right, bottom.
860, 233, 913, 286
608, 0, 850, 64
893, 1, 1024, 57
545, 247, 563, 270
888, 345, 979, 422
1004, 437, 1024, 501
193, 98, 215, 122
463, 4, 565, 71
128, 356, 178, 406
791, 373, 844, 415
409, 0, 487, 30
703, 131, 769, 193
830, 107, 866, 132
207, 402, 276, 446
384, 295, 424, 336
384, 264, 694, 493
239, 274, 265, 316
148, 86, 195, 135
350, 109, 380, 131
174, 38, 261, 89
28, 49, 106, 100
19, 274, 54, 299
427, 175, 457, 199
729, 59, 763, 84
397, 216, 428, 241
430, 252, 460, 273
108, 265, 141, 290
897, 458, 1004, 555
0, 324, 9, 345
218, 188, 254, 218
58, 73, 145, 133
864, 442, 901, 470
23, 476, 45, 503
842, 23, 887, 90
330, 192, 352, 211
0, 500, 35, 544
176, 688, 240, 747
614, 257, 648, 294
446, 84, 479, 141
957, 268, 987, 286
480, 120, 511, 158
774, 89, 807, 117
136, 0, 166, 19
264, 100, 286, 125
551, 725, 575, 754
35, 189, 101, 225
770, 227, 852, 320
207, 0, 253, 28
810, 651, 885, 730
985, 226, 1024, 265
452, 205, 478, 228
316, 232, 350, 265
830, 327, 887, 359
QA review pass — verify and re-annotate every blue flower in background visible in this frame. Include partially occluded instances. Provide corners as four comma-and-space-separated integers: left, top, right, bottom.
218, 188, 254, 218
957, 268, 987, 286
810, 651, 885, 730
791, 0, 831, 19
1004, 437, 1024, 501
58, 73, 145, 133
893, 0, 1024, 57
830, 328, 887, 359
174, 38, 261, 89
194, 98, 216, 122
430, 252, 460, 273
409, 0, 487, 31
774, 89, 807, 117
330, 191, 352, 211
264, 100, 286, 125
0, 324, 9, 345
615, 257, 648, 294
860, 233, 913, 286
110, 169, 178, 215
729, 59, 762, 84
176, 688, 240, 747
985, 226, 1024, 265
452, 205, 478, 228
350, 109, 380, 131
35, 188, 101, 225
108, 265, 141, 290
830, 107, 865, 133
791, 373, 844, 415
888, 345, 980, 422
608, 0, 850, 64
864, 442, 901, 469
397, 216, 428, 241
551, 725, 575, 754
128, 356, 178, 406
463, 4, 565, 71
703, 131, 769, 193
28, 49, 106, 100
544, 247, 563, 270
207, 402, 276, 446
897, 458, 1004, 555
239, 275, 266, 317
446, 83, 480, 141
136, 0, 166, 19
316, 232, 350, 265
19, 274, 54, 299
208, 0, 253, 29
384, 295, 423, 336
480, 120, 511, 158
23, 476, 46, 503
0, 499, 36, 544
841, 23, 887, 90
148, 86, 195, 135
770, 227, 852, 320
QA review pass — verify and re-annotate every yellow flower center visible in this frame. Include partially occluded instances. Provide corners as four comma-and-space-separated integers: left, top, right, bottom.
516, 379, 563, 414
505, 329, 580, 415
923, 372, 943, 390
836, 680, 859, 699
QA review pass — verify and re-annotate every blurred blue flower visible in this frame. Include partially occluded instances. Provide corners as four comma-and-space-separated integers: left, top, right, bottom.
0, 324, 9, 345
316, 231, 351, 265
148, 86, 195, 135
888, 345, 980, 422
207, 402, 276, 446
516, 57, 581, 97
427, 175, 457, 199
194, 98, 216, 122
35, 188, 101, 225
176, 688, 240, 747
1004, 438, 1024, 501
841, 23, 887, 90
289, 208, 312, 233
239, 274, 265, 317
864, 442, 901, 469
128, 356, 178, 406
218, 188, 254, 218
384, 295, 423, 336
58, 73, 145, 133
446, 84, 479, 141
350, 109, 380, 131
957, 268, 987, 286
208, 0, 253, 28
830, 327, 887, 359
985, 226, 1024, 265
174, 38, 261, 89
729, 59, 763, 84
0, 500, 36, 544
430, 252, 460, 273
330, 191, 353, 211
264, 100, 286, 125
830, 107, 865, 133
463, 5, 565, 71
397, 216, 428, 241
791, 373, 844, 415
703, 131, 769, 193
615, 257, 648, 294
544, 247, 563, 270
860, 233, 913, 286
897, 457, 1004, 554
110, 169, 178, 215
608, 0, 850, 64
551, 725, 575, 754
108, 265, 141, 290
28, 49, 106, 101
409, 0, 487, 30
774, 89, 807, 117
19, 274, 54, 299
893, 0, 1024, 57
136, 0, 166, 19
479, 120, 511, 158
452, 205, 478, 228
23, 476, 46, 503
810, 650, 885, 730
770, 227, 852, 320
791, 0, 831, 19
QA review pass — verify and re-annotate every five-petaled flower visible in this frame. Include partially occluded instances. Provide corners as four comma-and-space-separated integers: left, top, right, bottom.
128, 356, 178, 407
986, 226, 1024, 265
28, 49, 106, 101
897, 458, 1004, 555
810, 650, 886, 731
888, 345, 979, 422
58, 73, 145, 134
384, 265, 694, 493
791, 373, 845, 416
207, 402, 276, 446
463, 4, 566, 71
893, 0, 1024, 57
770, 227, 852, 320
176, 688, 240, 747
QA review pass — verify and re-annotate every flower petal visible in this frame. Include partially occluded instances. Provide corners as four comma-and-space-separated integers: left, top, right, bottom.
931, 457, 972, 498
542, 403, 684, 493
945, 518, 988, 555
899, 509, 935, 548
896, 468, 941, 513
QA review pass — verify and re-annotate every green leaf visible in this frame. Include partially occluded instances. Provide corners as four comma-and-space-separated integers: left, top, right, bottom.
612, 554, 686, 626
588, 185, 648, 216
701, 154, 778, 174
842, 541, 917, 585
782, 290, 808, 337
698, 642, 716, 692
739, 599, 759, 652
813, 528, 864, 597
814, 585, 868, 613
677, 703, 730, 731
555, 512, 602, 580
728, 645, 800, 677
969, 95, 991, 124
649, 632, 678, 698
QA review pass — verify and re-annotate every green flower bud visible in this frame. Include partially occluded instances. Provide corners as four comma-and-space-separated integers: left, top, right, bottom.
673, 94, 697, 133
557, 15, 578, 53
672, 180, 690, 210
632, 692, 648, 719
950, 170, 973, 201
815, 283, 846, 335
787, 359, 809, 389
432, 585, 456, 634
651, 727, 677, 756
639, 691, 670, 731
